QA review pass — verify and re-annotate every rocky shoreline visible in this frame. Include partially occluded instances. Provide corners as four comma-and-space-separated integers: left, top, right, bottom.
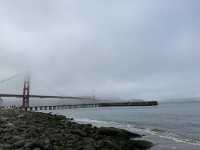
0, 109, 153, 150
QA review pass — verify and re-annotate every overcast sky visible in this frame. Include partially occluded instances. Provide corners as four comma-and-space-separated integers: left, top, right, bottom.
0, 0, 200, 100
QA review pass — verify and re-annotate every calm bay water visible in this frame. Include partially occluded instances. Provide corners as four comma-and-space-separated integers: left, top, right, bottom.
41, 101, 200, 150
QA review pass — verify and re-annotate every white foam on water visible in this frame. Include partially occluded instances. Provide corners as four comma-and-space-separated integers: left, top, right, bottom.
40, 109, 200, 147
75, 118, 200, 146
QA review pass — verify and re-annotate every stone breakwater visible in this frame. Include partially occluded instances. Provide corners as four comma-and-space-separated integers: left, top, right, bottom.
0, 109, 153, 150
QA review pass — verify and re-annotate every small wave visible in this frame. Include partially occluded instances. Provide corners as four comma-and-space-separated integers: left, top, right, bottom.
75, 118, 124, 128
149, 130, 200, 146
75, 118, 200, 146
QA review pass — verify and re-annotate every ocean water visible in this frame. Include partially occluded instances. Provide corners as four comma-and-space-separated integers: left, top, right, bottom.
40, 102, 200, 150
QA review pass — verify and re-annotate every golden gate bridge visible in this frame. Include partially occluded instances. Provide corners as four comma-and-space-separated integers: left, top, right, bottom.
0, 73, 95, 111
0, 73, 158, 111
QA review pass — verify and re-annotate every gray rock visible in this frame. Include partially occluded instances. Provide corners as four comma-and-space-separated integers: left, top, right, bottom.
97, 127, 141, 139
2, 144, 12, 149
33, 148, 41, 150
71, 129, 87, 137
13, 140, 25, 148
10, 136, 24, 143
0, 109, 152, 150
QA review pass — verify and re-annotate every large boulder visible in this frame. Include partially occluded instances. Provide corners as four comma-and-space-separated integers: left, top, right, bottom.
97, 127, 141, 140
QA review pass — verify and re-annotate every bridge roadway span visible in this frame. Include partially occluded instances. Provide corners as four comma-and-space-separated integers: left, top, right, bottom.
6, 101, 158, 111
0, 94, 90, 100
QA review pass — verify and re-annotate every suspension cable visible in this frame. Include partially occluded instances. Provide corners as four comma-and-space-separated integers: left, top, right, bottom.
0, 73, 22, 85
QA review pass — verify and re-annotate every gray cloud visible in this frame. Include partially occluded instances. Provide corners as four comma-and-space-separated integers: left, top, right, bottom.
0, 0, 200, 101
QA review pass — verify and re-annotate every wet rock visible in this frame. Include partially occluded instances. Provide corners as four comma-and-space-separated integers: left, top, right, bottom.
17, 114, 25, 119
97, 139, 119, 150
33, 148, 41, 150
10, 136, 24, 143
24, 139, 43, 149
81, 137, 96, 150
0, 109, 153, 150
97, 127, 141, 140
128, 140, 153, 150
71, 129, 87, 137
1, 143, 12, 149
13, 140, 25, 148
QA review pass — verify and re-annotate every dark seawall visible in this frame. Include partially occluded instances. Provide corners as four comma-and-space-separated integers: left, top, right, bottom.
98, 101, 158, 107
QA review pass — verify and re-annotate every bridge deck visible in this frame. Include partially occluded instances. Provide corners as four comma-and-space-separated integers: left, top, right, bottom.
0, 94, 90, 100
4, 101, 158, 111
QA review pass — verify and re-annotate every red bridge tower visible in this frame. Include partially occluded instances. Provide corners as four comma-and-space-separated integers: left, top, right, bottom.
22, 76, 30, 111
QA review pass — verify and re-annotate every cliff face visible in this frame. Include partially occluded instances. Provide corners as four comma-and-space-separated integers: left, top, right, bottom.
0, 109, 153, 150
